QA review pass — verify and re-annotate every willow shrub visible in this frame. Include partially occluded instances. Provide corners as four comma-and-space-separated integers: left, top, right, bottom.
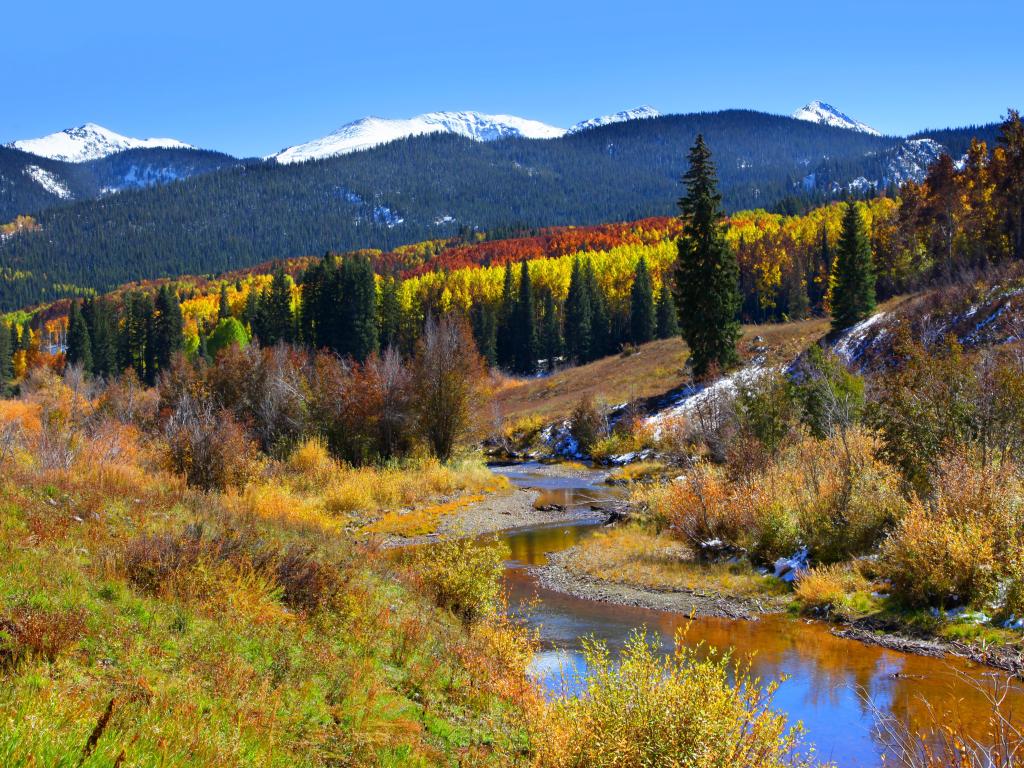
535, 629, 822, 768
411, 535, 509, 624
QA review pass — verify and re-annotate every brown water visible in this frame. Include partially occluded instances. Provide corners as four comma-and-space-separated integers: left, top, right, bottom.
491, 462, 1024, 768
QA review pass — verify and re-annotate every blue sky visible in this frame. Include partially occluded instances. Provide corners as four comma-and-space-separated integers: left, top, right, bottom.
5, 0, 1022, 157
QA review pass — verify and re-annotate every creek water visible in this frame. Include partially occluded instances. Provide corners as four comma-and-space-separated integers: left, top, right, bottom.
490, 462, 1023, 767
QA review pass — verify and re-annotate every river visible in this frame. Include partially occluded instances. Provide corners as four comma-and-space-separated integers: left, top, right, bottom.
491, 461, 1023, 767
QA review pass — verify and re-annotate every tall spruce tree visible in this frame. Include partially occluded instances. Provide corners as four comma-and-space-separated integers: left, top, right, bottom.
513, 261, 537, 374
378, 275, 404, 351
655, 280, 679, 339
629, 256, 656, 345
830, 201, 876, 331
564, 256, 591, 363
583, 258, 608, 361
541, 290, 562, 370
674, 135, 741, 378
83, 297, 116, 378
218, 284, 232, 320
152, 286, 184, 375
263, 265, 295, 345
119, 291, 153, 381
0, 321, 10, 393
66, 300, 93, 372
496, 262, 516, 369
340, 256, 378, 362
471, 301, 498, 367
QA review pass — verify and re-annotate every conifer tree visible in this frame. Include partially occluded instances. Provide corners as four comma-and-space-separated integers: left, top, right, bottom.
513, 261, 537, 374
655, 280, 679, 339
218, 284, 232, 320
0, 321, 10, 393
83, 297, 116, 378
119, 291, 152, 381
152, 286, 184, 376
541, 290, 562, 370
583, 258, 608, 361
263, 265, 295, 345
339, 256, 378, 362
496, 262, 516, 369
674, 135, 741, 378
629, 256, 656, 345
830, 201, 876, 331
471, 301, 498, 367
564, 256, 591, 363
66, 300, 93, 372
378, 276, 403, 350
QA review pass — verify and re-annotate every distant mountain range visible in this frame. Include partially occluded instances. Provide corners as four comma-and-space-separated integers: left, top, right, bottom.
0, 102, 1002, 311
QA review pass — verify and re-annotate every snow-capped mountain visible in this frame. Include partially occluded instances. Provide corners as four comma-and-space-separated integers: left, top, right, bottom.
272, 111, 566, 164
568, 105, 660, 133
792, 101, 880, 136
8, 123, 193, 163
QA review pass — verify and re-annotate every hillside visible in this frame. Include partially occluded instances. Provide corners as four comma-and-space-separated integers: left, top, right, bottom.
0, 110, 998, 311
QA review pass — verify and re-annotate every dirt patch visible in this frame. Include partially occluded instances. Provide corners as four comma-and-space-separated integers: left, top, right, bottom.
536, 547, 784, 620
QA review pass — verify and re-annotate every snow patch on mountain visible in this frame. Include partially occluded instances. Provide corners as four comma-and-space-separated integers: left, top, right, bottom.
9, 123, 192, 163
22, 165, 73, 199
568, 106, 660, 133
792, 101, 880, 136
886, 138, 944, 185
272, 111, 566, 164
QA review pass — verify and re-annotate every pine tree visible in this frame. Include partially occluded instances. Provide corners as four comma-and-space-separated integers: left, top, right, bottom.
0, 322, 12, 393
513, 261, 537, 374
152, 286, 184, 375
583, 258, 608, 361
66, 300, 93, 372
496, 262, 516, 369
218, 283, 232, 320
541, 289, 562, 370
629, 256, 656, 345
83, 297, 116, 378
378, 275, 403, 350
674, 135, 741, 378
471, 301, 498, 367
830, 201, 876, 331
655, 280, 679, 339
119, 291, 153, 381
340, 256, 378, 362
564, 256, 591, 363
263, 265, 295, 345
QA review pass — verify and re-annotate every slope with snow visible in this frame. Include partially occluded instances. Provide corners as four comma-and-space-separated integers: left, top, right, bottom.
22, 165, 73, 199
792, 101, 881, 136
9, 123, 193, 163
272, 111, 566, 164
568, 106, 660, 133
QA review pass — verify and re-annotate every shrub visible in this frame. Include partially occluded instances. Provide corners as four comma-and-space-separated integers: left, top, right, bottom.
795, 564, 869, 614
274, 547, 343, 613
411, 535, 508, 623
535, 630, 816, 768
569, 395, 605, 455
791, 429, 904, 563
663, 461, 751, 552
880, 499, 997, 609
0, 606, 85, 670
163, 395, 261, 490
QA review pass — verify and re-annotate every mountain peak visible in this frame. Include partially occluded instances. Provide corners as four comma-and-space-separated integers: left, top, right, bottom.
792, 100, 880, 136
272, 110, 566, 164
568, 106, 660, 133
8, 123, 193, 162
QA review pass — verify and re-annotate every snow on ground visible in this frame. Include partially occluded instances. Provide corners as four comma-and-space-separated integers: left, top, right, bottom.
272, 111, 566, 164
22, 165, 73, 199
831, 312, 889, 365
791, 100, 880, 136
568, 106, 660, 133
11, 123, 192, 162
644, 356, 770, 433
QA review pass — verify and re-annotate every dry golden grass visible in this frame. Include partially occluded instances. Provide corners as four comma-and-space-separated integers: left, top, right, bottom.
366, 493, 487, 537
564, 526, 787, 599
493, 317, 832, 424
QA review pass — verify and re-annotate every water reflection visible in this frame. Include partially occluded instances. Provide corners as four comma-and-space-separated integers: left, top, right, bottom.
491, 463, 1024, 768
